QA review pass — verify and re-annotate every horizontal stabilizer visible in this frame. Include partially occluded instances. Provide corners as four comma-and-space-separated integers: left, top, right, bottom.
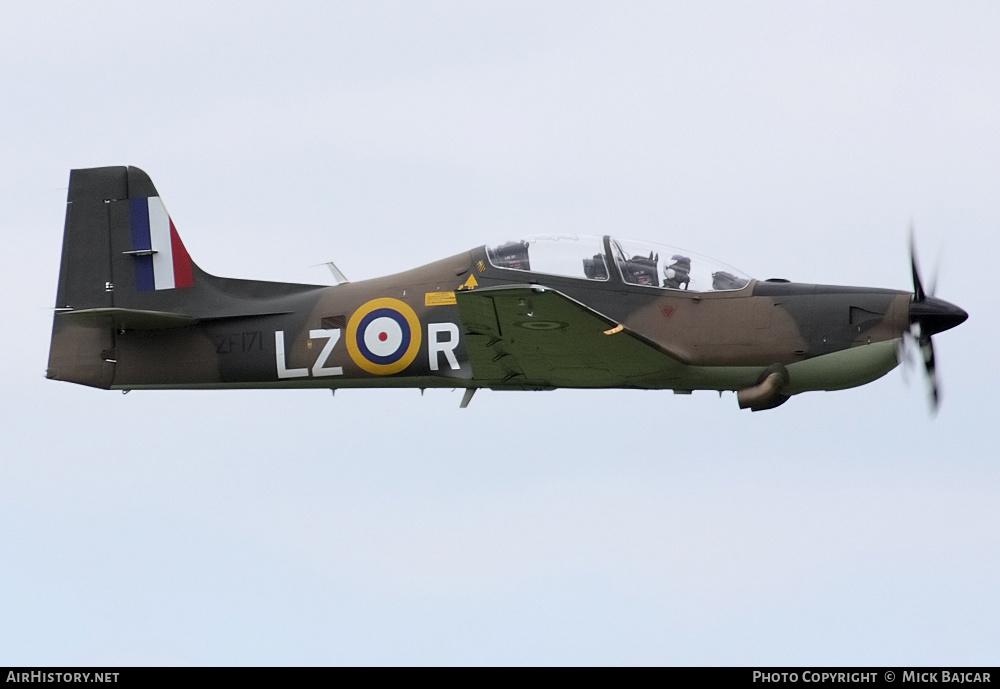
57, 307, 293, 330
57, 308, 198, 329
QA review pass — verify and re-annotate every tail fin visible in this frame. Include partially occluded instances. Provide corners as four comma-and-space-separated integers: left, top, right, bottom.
47, 166, 204, 387
53, 166, 202, 311
48, 166, 325, 389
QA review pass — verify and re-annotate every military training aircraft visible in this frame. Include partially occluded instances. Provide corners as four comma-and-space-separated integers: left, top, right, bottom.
47, 166, 967, 411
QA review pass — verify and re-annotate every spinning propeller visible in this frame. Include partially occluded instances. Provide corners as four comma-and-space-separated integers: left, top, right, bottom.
906, 233, 968, 412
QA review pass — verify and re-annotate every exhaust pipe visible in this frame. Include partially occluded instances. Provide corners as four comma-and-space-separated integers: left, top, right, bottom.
738, 364, 790, 411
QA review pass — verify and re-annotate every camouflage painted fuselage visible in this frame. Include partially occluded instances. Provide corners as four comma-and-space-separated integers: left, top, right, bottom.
48, 166, 955, 410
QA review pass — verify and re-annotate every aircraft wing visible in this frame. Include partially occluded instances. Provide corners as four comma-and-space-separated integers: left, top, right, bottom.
455, 285, 683, 387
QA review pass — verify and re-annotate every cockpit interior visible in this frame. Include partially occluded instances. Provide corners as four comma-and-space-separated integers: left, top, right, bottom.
486, 235, 750, 292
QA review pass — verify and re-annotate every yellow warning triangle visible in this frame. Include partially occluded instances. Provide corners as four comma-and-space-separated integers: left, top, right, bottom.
459, 274, 479, 290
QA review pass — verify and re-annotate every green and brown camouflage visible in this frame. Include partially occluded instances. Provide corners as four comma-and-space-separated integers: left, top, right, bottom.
47, 166, 967, 410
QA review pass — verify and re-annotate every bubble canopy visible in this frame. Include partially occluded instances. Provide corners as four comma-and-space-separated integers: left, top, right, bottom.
485, 235, 752, 292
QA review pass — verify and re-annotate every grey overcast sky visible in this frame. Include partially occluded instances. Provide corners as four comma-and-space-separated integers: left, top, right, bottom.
1, 1, 997, 665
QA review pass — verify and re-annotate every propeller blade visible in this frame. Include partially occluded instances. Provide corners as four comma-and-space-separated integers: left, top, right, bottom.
910, 230, 926, 302
905, 231, 966, 414
902, 331, 920, 369
898, 335, 913, 386
920, 334, 939, 412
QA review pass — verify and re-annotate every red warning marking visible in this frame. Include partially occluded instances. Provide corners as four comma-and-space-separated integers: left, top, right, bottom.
661, 306, 675, 319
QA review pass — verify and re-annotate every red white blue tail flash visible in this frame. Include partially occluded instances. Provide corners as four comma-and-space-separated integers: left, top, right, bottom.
129, 197, 193, 291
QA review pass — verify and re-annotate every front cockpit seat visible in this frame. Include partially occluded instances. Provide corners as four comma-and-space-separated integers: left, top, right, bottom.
664, 255, 691, 289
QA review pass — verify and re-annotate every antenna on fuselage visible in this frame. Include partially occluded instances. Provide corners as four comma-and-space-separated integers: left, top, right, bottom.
311, 261, 350, 284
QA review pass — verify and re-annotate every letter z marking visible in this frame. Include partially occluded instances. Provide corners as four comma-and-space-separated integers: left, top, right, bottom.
309, 329, 344, 377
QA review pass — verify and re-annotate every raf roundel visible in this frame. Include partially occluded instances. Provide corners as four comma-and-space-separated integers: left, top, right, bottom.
346, 298, 423, 375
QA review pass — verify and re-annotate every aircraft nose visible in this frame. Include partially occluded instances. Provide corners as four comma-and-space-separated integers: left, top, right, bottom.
909, 296, 969, 336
